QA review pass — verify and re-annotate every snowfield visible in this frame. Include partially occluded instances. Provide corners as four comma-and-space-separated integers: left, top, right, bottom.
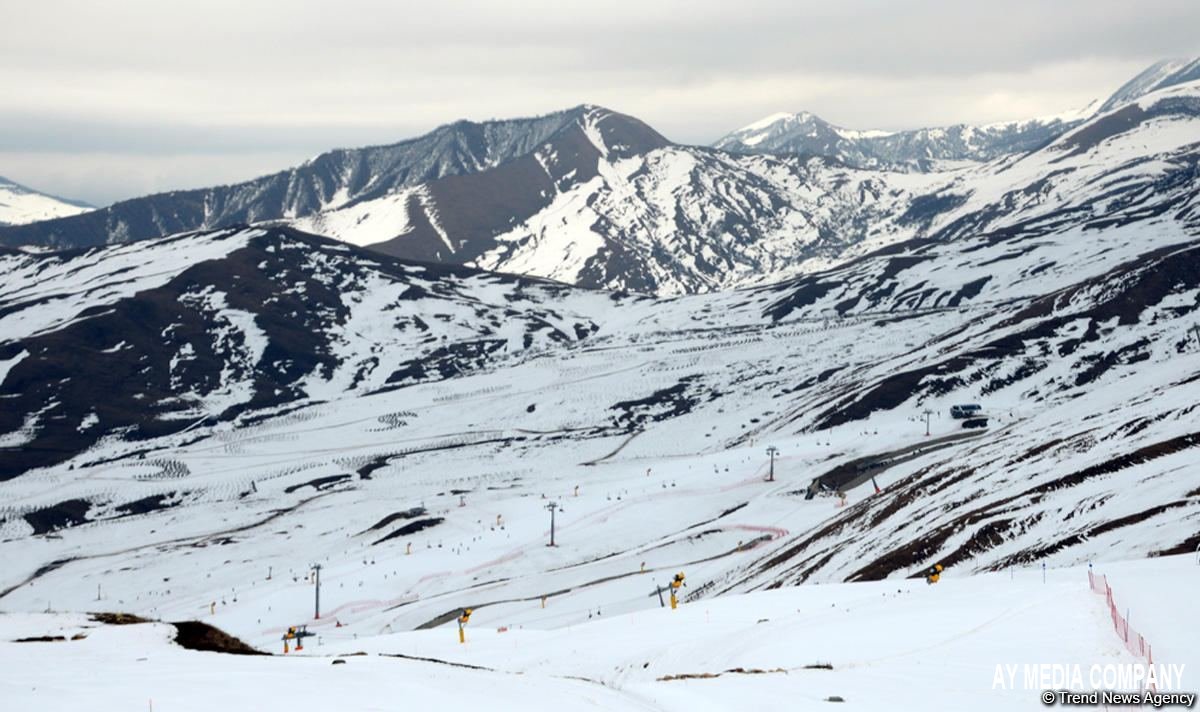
2, 556, 1195, 711
0, 177, 91, 227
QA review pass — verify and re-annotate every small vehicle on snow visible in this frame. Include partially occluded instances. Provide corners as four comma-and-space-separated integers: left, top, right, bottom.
950, 404, 982, 419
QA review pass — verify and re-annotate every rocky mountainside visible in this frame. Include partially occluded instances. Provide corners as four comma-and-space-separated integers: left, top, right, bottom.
0, 226, 626, 480
290, 80, 1200, 294
292, 113, 942, 294
0, 107, 606, 250
0, 176, 91, 227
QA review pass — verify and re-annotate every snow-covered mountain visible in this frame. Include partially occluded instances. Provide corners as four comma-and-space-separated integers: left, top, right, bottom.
292, 111, 942, 295
714, 56, 1200, 166
0, 106, 617, 250
0, 176, 91, 227
0, 226, 628, 481
712, 107, 1089, 167
287, 80, 1200, 294
2, 60, 1197, 300
1096, 56, 1200, 114
1, 111, 1198, 704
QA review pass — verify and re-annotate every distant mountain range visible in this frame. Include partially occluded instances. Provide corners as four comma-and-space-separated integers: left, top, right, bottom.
711, 108, 1088, 168
0, 176, 91, 227
0, 57, 1197, 296
713, 55, 1200, 165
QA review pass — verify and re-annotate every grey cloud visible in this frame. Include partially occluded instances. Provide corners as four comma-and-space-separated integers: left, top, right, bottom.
0, 112, 431, 156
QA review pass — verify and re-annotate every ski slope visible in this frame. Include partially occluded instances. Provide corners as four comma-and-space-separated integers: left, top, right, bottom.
2, 556, 1194, 711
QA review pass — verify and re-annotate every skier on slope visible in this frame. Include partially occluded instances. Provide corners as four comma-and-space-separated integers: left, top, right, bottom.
925, 563, 944, 585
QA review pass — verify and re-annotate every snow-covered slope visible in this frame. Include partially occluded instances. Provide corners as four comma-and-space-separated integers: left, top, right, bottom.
0, 226, 632, 480
3, 555, 1194, 711
905, 79, 1200, 244
1096, 56, 1200, 114
1, 158, 1197, 649
0, 176, 91, 227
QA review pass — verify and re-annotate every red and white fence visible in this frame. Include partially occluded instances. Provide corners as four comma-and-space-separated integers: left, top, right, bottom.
1088, 569, 1156, 690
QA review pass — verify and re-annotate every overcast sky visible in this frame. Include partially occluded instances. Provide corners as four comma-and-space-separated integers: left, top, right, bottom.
2, 0, 1197, 206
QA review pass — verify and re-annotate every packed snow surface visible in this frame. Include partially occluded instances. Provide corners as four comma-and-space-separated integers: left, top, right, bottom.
1, 556, 1194, 711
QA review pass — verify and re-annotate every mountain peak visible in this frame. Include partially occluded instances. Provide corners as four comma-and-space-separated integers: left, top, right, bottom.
715, 110, 841, 152
0, 105, 672, 251
734, 111, 812, 133
1098, 56, 1200, 114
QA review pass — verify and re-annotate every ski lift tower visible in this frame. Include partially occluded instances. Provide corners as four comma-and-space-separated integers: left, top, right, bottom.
545, 502, 561, 547
311, 563, 322, 619
765, 446, 779, 482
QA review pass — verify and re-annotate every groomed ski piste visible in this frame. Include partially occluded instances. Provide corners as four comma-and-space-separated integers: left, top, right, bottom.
2, 556, 1195, 710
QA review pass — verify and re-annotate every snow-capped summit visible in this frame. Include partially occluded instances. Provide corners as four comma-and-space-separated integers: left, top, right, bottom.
0, 105, 659, 252
715, 111, 860, 154
1097, 56, 1200, 114
0, 176, 91, 227
713, 107, 1081, 167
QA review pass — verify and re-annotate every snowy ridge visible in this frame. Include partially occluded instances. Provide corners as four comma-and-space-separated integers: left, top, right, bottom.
0, 227, 258, 340
0, 176, 91, 227
0, 107, 598, 251
266, 79, 1200, 296
716, 56, 1200, 168
714, 106, 1086, 167
1097, 56, 1200, 114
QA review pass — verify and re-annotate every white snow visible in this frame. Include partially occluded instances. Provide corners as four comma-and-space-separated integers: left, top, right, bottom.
0, 228, 258, 342
0, 556, 1194, 711
734, 111, 796, 134
0, 348, 28, 388
291, 189, 419, 248
0, 178, 91, 226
